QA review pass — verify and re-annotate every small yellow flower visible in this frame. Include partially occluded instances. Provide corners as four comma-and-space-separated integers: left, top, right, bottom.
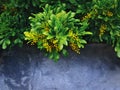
107, 11, 113, 17
54, 44, 60, 52
43, 43, 52, 52
42, 39, 47, 43
45, 27, 49, 32
87, 13, 91, 18
99, 24, 107, 36
82, 13, 92, 21
70, 43, 80, 54
31, 40, 37, 45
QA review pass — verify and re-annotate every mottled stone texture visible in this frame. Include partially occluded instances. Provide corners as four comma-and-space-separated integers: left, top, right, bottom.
0, 44, 120, 90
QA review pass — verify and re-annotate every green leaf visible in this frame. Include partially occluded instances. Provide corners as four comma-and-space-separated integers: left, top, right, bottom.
5, 39, 11, 45
2, 39, 11, 49
14, 38, 22, 44
48, 51, 59, 62
47, 35, 54, 39
62, 49, 68, 56
43, 31, 49, 35
49, 53, 54, 60
115, 43, 120, 52
80, 39, 87, 44
12, 32, 16, 36
0, 35, 4, 39
54, 53, 59, 62
69, 0, 77, 4
58, 43, 63, 50
85, 32, 93, 35
115, 43, 120, 57
117, 51, 120, 57
37, 41, 43, 50
0, 40, 3, 45
59, 37, 68, 46
2, 42, 7, 49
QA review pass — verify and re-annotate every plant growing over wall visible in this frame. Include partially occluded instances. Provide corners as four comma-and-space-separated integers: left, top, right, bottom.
1, 0, 120, 60
24, 4, 91, 61
81, 0, 120, 58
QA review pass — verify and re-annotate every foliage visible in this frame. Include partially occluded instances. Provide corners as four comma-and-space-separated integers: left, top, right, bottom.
80, 0, 113, 42
0, 4, 27, 49
0, 0, 41, 49
1, 0, 120, 60
24, 4, 91, 61
80, 0, 120, 58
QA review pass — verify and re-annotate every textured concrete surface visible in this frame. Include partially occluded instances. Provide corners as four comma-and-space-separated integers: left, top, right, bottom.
0, 44, 120, 90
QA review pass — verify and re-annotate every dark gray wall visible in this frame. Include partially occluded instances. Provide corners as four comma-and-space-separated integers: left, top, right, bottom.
0, 44, 120, 90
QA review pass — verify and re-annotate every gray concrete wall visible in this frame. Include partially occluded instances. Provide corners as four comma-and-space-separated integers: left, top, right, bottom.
0, 44, 120, 90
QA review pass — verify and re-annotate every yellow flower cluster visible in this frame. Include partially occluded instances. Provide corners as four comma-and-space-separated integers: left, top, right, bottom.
42, 39, 60, 52
69, 30, 79, 41
107, 11, 113, 17
30, 40, 37, 45
82, 13, 91, 21
103, 10, 113, 17
24, 30, 60, 52
70, 43, 80, 54
54, 44, 60, 52
50, 39, 60, 51
99, 24, 107, 36
43, 42, 52, 52
24, 31, 45, 45
45, 27, 49, 32
68, 30, 80, 53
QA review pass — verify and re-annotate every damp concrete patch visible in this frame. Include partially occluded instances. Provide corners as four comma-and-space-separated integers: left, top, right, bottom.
0, 44, 120, 90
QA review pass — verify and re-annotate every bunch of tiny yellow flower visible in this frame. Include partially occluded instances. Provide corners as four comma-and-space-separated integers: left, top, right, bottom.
82, 13, 92, 21
99, 24, 107, 36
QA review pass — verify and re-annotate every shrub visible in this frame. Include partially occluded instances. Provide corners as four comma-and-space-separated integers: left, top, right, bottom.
0, 0, 93, 50
0, 5, 27, 49
81, 0, 120, 58
0, 0, 40, 49
1, 0, 120, 60
24, 4, 92, 61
